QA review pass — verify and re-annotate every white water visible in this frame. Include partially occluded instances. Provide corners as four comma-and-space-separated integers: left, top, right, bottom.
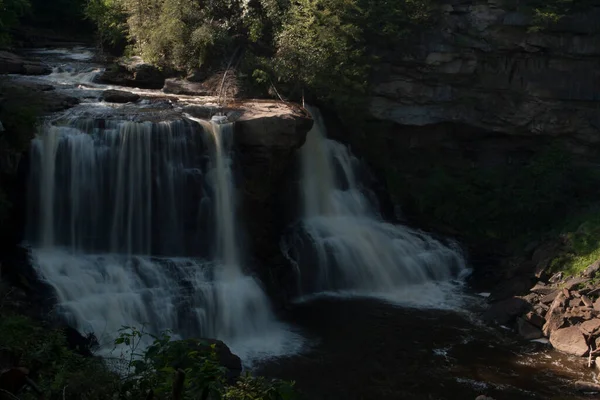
28, 117, 303, 363
283, 107, 468, 306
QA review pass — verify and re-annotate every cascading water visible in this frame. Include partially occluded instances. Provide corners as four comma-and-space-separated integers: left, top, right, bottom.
27, 116, 301, 361
282, 107, 468, 307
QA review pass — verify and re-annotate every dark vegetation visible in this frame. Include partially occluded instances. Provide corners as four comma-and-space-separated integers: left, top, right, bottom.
0, 284, 296, 400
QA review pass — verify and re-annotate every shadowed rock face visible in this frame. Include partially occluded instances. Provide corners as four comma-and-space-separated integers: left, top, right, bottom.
369, 2, 600, 147
232, 102, 313, 303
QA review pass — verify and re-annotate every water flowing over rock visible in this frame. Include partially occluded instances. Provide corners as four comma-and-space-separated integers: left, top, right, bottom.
282, 107, 467, 303
26, 114, 303, 362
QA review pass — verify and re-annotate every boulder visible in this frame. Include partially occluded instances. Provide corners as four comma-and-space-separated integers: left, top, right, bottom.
482, 297, 530, 325
0, 51, 51, 75
96, 62, 165, 89
101, 89, 140, 103
550, 326, 589, 356
183, 105, 218, 119
517, 317, 543, 340
163, 78, 210, 96
132, 63, 165, 89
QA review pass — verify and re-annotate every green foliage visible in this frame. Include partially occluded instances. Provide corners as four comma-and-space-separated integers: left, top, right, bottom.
111, 326, 296, 400
85, 0, 128, 47
223, 374, 297, 400
0, 0, 30, 47
83, 0, 433, 113
548, 209, 600, 276
396, 146, 600, 248
524, 0, 600, 31
0, 316, 297, 400
0, 314, 117, 400
274, 0, 367, 111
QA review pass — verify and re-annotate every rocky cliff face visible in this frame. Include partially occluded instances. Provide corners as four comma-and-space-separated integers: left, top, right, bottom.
369, 0, 600, 158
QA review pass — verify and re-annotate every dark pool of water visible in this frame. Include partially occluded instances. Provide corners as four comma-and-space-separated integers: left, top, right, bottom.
258, 296, 595, 400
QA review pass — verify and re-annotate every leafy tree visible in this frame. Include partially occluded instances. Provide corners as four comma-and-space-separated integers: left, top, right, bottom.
0, 0, 30, 47
85, 0, 128, 49
274, 0, 368, 111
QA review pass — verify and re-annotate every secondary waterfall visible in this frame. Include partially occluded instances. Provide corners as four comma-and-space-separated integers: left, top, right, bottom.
27, 116, 301, 361
283, 107, 467, 306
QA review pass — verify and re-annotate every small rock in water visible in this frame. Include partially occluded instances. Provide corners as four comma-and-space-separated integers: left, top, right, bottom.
477, 292, 491, 298
101, 89, 141, 103
574, 381, 600, 392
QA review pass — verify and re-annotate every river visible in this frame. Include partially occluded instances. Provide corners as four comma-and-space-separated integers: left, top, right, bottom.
5, 46, 595, 400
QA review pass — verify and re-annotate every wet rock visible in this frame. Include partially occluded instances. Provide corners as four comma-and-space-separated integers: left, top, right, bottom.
482, 297, 530, 325
543, 291, 568, 336
574, 381, 600, 392
101, 89, 140, 103
0, 51, 51, 75
517, 317, 543, 340
580, 319, 600, 336
475, 396, 495, 400
183, 105, 218, 119
163, 78, 210, 96
550, 326, 589, 356
133, 63, 165, 89
96, 61, 165, 90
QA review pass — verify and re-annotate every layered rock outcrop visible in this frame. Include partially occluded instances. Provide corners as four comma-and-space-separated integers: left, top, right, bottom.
0, 51, 51, 75
369, 1, 600, 153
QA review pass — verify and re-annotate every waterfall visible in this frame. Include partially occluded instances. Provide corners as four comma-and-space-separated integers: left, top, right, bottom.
283, 107, 468, 307
27, 117, 302, 361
